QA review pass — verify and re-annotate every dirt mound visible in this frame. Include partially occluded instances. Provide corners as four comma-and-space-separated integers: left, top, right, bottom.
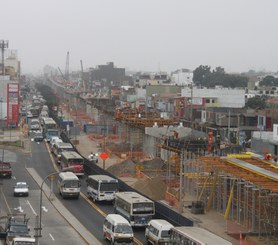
139, 157, 165, 170
106, 159, 136, 176
132, 177, 167, 201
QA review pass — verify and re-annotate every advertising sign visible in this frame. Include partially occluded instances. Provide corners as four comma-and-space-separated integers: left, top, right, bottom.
7, 83, 19, 127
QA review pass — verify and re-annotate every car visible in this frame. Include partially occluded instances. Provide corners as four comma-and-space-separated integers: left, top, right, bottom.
14, 182, 29, 197
33, 131, 44, 142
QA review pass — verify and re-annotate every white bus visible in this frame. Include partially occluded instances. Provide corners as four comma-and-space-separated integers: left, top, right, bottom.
57, 172, 81, 199
86, 175, 119, 202
114, 192, 155, 227
170, 227, 233, 245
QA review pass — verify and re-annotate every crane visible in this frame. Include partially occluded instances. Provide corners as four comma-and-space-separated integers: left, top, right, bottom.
80, 60, 87, 92
65, 51, 69, 81
58, 66, 66, 81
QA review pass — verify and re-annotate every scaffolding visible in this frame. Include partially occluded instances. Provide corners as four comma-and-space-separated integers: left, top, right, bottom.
182, 155, 278, 243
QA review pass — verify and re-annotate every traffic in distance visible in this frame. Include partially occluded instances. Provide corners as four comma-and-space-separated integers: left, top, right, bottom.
12, 89, 233, 244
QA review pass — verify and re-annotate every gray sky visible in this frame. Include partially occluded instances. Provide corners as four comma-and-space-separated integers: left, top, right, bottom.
2, 0, 278, 74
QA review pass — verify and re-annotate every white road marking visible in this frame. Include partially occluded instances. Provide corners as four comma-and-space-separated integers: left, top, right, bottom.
42, 206, 48, 212
14, 206, 24, 213
49, 233, 55, 240
26, 200, 37, 216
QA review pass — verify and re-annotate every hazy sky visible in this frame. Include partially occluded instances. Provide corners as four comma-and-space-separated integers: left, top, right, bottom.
2, 0, 278, 74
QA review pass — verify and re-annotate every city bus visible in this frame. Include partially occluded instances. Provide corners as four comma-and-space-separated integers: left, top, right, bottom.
86, 175, 119, 202
169, 227, 233, 245
114, 192, 155, 227
57, 172, 81, 199
42, 117, 57, 132
60, 151, 84, 176
53, 142, 74, 163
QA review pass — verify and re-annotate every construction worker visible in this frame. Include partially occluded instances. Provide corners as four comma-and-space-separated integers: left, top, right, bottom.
264, 153, 272, 160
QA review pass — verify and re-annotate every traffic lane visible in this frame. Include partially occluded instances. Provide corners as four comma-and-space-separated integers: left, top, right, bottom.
30, 139, 56, 178
79, 177, 146, 243
2, 151, 85, 245
53, 188, 105, 243
42, 140, 145, 244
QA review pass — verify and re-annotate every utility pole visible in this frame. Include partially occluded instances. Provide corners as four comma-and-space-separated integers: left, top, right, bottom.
190, 83, 193, 129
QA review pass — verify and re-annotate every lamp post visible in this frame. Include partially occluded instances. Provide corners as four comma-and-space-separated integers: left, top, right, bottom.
38, 166, 74, 240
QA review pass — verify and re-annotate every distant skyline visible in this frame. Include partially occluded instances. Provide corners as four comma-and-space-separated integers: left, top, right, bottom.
2, 0, 278, 74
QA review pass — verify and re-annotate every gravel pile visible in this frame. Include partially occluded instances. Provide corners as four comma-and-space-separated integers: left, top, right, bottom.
106, 158, 136, 176
132, 177, 167, 201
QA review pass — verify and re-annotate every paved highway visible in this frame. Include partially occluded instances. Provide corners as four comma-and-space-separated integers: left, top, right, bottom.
0, 147, 85, 244
28, 128, 146, 244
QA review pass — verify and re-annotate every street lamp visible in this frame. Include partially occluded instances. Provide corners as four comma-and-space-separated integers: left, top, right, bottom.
38, 166, 74, 240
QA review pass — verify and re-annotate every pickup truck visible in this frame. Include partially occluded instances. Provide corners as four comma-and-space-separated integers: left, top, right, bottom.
0, 161, 12, 178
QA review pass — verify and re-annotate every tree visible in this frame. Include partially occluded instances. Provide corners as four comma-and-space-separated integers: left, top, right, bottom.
245, 95, 267, 109
193, 65, 211, 86
259, 75, 278, 87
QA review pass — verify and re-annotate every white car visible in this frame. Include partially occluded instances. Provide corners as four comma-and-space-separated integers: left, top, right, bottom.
14, 182, 29, 197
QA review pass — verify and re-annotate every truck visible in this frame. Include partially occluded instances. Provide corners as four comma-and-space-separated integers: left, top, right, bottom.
4, 214, 33, 245
0, 161, 12, 178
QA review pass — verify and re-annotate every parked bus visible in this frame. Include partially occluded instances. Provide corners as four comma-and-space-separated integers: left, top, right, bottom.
114, 192, 155, 227
52, 142, 74, 163
86, 175, 119, 202
170, 227, 233, 245
57, 172, 80, 199
60, 151, 84, 176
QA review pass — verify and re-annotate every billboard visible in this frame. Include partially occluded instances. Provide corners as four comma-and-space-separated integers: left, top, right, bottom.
7, 83, 19, 127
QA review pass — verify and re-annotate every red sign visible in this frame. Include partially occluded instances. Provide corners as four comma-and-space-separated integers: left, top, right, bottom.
100, 152, 109, 161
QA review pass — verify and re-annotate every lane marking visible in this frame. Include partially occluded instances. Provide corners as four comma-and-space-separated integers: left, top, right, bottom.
49, 233, 55, 240
47, 140, 142, 245
26, 200, 37, 216
42, 206, 48, 212
1, 187, 11, 213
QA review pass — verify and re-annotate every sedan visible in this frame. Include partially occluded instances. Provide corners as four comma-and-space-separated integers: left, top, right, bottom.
14, 182, 29, 197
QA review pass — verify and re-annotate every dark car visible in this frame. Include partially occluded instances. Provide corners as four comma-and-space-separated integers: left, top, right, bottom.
0, 161, 12, 178
33, 131, 44, 142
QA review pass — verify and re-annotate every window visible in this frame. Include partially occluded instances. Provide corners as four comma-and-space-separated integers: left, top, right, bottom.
205, 99, 210, 103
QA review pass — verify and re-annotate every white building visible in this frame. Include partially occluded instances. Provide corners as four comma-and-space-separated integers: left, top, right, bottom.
171, 69, 193, 86
182, 87, 245, 108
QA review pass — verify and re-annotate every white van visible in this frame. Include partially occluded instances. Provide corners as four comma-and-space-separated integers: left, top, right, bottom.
103, 214, 134, 244
57, 172, 80, 199
145, 219, 173, 245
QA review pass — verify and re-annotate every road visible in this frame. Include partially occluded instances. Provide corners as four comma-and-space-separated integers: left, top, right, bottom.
11, 127, 146, 244
0, 146, 86, 244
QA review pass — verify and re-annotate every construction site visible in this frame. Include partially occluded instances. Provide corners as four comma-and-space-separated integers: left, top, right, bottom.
55, 97, 278, 245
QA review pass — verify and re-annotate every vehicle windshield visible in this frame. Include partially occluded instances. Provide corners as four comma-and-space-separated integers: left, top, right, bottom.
100, 183, 118, 192
64, 180, 80, 188
133, 202, 154, 214
68, 159, 83, 164
114, 224, 133, 234
0, 164, 11, 169
9, 225, 28, 233
161, 230, 171, 238
16, 183, 27, 188
14, 242, 35, 245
